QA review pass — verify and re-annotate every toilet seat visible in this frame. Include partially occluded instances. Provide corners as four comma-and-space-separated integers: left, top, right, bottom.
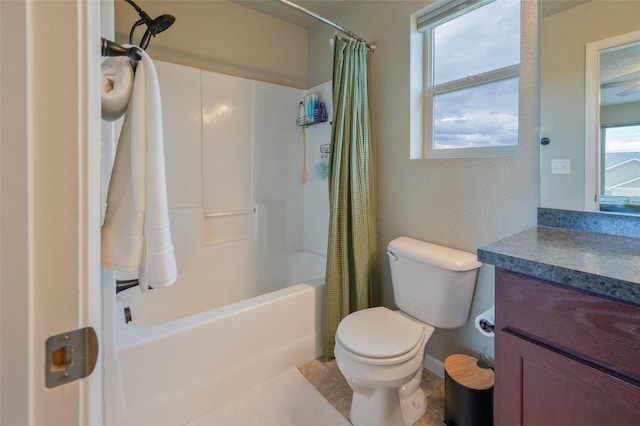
336, 307, 426, 365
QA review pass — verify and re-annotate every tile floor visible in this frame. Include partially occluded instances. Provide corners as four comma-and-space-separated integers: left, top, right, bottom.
298, 357, 446, 426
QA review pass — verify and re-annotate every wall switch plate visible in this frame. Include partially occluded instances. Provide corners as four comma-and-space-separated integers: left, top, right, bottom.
551, 159, 571, 174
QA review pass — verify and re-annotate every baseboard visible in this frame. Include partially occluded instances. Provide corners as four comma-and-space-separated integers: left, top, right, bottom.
423, 353, 445, 378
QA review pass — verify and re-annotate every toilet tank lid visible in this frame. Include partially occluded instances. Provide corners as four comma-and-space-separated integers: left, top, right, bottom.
387, 236, 482, 272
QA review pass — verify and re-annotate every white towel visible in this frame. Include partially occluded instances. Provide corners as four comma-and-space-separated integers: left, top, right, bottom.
101, 56, 134, 121
101, 50, 177, 291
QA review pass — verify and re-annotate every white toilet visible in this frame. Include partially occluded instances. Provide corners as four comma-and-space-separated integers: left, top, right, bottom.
334, 236, 482, 426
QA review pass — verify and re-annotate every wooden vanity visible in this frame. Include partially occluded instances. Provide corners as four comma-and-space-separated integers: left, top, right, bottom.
495, 268, 640, 424
479, 209, 640, 425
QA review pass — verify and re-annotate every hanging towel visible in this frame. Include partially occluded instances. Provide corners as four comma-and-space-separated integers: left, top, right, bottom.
101, 56, 134, 121
101, 50, 177, 291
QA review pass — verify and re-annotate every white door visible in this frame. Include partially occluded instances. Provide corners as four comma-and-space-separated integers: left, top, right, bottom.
0, 1, 103, 424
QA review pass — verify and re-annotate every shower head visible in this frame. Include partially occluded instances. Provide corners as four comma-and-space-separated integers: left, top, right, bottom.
124, 0, 175, 50
149, 14, 176, 34
135, 14, 176, 50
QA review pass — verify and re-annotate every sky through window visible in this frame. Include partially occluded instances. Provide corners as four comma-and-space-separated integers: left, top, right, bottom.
430, 0, 521, 152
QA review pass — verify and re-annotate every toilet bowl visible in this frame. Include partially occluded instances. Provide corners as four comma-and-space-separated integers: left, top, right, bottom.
334, 237, 482, 426
335, 307, 435, 426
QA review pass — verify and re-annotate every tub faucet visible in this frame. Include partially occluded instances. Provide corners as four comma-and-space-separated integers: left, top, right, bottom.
116, 278, 139, 294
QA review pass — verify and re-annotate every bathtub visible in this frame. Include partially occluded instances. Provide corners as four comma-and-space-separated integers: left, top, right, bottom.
104, 251, 326, 426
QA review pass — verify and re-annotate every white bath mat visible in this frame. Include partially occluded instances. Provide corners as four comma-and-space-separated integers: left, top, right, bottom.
186, 368, 351, 426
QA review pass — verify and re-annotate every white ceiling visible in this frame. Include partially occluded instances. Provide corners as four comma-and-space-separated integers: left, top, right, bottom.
601, 43, 640, 106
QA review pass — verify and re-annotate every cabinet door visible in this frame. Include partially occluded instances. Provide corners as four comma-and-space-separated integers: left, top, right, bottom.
496, 331, 640, 426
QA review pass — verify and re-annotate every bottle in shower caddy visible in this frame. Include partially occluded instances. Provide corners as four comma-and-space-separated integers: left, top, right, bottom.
307, 92, 313, 117
301, 92, 323, 122
313, 97, 324, 121
312, 94, 319, 119
302, 92, 310, 118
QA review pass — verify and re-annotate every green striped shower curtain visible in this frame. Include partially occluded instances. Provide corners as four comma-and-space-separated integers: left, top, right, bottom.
323, 35, 377, 358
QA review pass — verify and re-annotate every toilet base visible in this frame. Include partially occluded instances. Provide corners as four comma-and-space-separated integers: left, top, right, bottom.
399, 369, 428, 425
399, 388, 427, 425
350, 387, 404, 426
349, 383, 427, 426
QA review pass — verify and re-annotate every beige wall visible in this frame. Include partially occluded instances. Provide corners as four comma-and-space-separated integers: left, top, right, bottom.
114, 0, 309, 88
309, 1, 540, 362
115, 0, 542, 364
540, 0, 640, 210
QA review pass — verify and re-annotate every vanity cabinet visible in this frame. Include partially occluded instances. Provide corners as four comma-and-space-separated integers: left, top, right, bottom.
494, 268, 640, 425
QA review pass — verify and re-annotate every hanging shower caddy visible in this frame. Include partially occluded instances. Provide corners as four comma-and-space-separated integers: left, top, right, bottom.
296, 92, 328, 127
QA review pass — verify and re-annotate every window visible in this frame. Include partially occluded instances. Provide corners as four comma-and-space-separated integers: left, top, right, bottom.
414, 0, 521, 158
599, 123, 640, 213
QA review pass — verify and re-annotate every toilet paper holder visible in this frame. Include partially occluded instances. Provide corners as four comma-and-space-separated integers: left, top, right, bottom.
475, 306, 495, 337
478, 318, 494, 334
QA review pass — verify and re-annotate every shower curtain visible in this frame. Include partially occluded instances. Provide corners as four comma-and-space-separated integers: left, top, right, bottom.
323, 35, 377, 358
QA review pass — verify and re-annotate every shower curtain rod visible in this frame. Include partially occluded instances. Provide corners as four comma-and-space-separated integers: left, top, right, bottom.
273, 0, 376, 51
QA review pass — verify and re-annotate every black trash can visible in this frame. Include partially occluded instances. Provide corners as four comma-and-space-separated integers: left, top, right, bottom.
444, 354, 494, 426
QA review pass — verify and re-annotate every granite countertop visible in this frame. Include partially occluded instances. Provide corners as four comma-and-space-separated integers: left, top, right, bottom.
478, 225, 640, 307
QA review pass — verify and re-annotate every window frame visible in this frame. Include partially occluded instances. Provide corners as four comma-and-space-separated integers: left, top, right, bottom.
420, 0, 522, 159
598, 122, 640, 214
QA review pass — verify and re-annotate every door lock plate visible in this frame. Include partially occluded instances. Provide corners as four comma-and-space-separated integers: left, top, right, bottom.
45, 326, 98, 388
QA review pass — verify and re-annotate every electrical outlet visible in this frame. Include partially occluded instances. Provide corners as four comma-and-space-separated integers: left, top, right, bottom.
551, 159, 571, 174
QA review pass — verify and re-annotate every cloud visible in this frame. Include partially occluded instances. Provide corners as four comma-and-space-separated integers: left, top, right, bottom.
605, 125, 640, 152
433, 77, 519, 149
434, 0, 521, 84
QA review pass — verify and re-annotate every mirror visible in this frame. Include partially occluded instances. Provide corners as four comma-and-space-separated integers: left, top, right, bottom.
585, 34, 640, 213
540, 0, 640, 212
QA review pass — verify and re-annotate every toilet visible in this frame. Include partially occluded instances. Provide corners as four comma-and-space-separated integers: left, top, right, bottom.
334, 236, 482, 426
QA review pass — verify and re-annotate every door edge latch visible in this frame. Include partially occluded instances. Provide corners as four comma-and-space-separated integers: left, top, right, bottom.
45, 326, 98, 388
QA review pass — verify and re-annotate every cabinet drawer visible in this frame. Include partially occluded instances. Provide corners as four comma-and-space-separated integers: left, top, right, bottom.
495, 268, 640, 382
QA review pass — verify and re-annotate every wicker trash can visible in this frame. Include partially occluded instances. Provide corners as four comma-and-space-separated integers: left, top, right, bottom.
444, 354, 494, 426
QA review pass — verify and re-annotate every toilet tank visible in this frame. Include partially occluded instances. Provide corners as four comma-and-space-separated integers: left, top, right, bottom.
387, 236, 482, 329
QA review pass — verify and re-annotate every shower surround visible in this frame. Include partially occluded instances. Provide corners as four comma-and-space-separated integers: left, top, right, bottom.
102, 60, 332, 425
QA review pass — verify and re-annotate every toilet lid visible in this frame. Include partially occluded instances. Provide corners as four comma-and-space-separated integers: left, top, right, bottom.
336, 307, 425, 358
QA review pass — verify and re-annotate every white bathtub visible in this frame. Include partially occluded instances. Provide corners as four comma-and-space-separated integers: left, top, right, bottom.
104, 251, 325, 426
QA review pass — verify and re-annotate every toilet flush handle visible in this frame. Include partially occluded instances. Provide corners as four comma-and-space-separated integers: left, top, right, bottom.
387, 251, 398, 261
